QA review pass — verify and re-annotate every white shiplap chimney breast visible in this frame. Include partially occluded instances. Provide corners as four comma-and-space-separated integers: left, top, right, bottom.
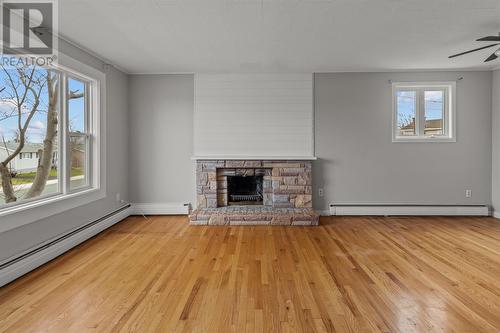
193, 74, 314, 159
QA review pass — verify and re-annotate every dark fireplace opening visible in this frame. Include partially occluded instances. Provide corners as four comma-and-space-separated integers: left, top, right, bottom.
227, 175, 263, 205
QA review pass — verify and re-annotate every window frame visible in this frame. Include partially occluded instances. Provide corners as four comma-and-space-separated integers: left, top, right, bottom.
392, 81, 456, 143
66, 75, 92, 192
0, 52, 106, 233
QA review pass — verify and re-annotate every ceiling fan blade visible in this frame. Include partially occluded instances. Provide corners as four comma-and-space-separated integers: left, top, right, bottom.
449, 43, 500, 58
477, 36, 500, 41
484, 52, 499, 62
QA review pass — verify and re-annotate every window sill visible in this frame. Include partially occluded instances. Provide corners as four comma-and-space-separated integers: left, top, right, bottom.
393, 136, 456, 143
0, 187, 105, 233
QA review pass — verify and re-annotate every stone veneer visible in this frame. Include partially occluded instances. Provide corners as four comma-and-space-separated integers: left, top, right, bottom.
189, 206, 319, 226
196, 160, 313, 209
192, 160, 319, 226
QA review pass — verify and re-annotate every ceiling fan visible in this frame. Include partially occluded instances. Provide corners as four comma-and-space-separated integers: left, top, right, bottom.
449, 33, 500, 62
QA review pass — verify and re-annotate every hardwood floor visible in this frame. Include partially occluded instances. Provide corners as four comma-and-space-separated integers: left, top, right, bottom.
2, 215, 500, 332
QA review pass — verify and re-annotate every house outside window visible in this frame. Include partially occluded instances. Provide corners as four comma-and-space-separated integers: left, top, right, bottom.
392, 82, 456, 142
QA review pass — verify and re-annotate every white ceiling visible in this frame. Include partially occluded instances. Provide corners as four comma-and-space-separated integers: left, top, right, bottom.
59, 0, 500, 74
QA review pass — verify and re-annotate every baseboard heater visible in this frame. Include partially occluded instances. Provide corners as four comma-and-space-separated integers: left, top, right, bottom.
329, 204, 489, 216
0, 204, 131, 287
131, 203, 189, 215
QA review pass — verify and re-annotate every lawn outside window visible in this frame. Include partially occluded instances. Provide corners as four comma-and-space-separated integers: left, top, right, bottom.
392, 81, 456, 143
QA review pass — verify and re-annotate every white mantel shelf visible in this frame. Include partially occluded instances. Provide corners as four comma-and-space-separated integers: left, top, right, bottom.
192, 156, 317, 161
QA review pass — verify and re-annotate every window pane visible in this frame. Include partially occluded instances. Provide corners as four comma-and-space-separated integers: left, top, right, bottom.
396, 90, 417, 136
424, 90, 444, 136
0, 64, 60, 206
68, 78, 86, 133
70, 136, 87, 190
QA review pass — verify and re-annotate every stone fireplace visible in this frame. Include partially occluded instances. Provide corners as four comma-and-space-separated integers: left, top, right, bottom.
190, 160, 319, 226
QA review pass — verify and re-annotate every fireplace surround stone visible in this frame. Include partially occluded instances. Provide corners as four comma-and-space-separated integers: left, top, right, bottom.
196, 160, 313, 209
191, 159, 319, 226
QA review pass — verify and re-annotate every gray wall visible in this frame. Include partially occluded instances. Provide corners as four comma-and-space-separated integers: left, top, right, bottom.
0, 39, 129, 262
128, 75, 195, 205
128, 71, 493, 213
314, 72, 492, 210
492, 69, 500, 214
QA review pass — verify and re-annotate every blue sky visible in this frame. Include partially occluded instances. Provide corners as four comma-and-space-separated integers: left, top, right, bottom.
0, 70, 85, 143
397, 90, 444, 128
68, 78, 85, 133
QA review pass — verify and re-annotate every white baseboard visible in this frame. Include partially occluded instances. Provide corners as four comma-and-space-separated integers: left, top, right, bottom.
330, 205, 489, 216
493, 211, 500, 219
131, 203, 189, 215
0, 206, 131, 288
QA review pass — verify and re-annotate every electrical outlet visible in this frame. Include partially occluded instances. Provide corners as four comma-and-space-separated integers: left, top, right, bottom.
318, 188, 324, 197
116, 192, 121, 202
465, 189, 472, 198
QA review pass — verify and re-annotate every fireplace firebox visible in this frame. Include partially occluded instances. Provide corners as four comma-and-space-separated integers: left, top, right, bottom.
227, 175, 263, 205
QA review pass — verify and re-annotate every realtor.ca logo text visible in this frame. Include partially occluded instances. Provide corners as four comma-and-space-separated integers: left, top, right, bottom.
0, 0, 58, 67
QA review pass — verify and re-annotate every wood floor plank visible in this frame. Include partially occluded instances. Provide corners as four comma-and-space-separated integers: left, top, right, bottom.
2, 215, 500, 332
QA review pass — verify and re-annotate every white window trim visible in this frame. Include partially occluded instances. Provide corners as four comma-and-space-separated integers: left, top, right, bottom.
65, 74, 94, 192
392, 81, 456, 143
0, 52, 106, 234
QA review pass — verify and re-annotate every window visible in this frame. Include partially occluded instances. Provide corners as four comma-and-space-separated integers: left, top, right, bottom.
0, 57, 99, 210
392, 82, 456, 142
13, 151, 34, 159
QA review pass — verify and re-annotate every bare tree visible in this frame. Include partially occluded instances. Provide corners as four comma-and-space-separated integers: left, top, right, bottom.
0, 65, 46, 203
25, 70, 58, 199
0, 133, 26, 203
